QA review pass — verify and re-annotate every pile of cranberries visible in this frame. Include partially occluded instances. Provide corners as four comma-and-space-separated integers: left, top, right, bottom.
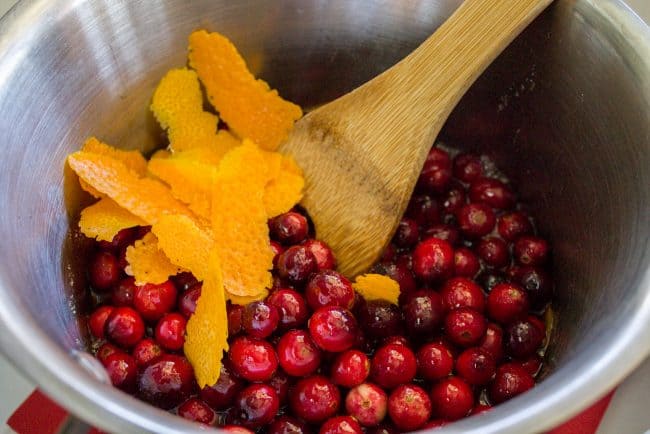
84, 144, 554, 432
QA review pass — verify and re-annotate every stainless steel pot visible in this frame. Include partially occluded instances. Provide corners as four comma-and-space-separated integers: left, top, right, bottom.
0, 1, 649, 433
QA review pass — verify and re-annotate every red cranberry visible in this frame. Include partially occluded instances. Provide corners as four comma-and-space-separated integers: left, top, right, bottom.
227, 303, 244, 336
133, 280, 178, 322
383, 335, 409, 346
442, 184, 467, 216
112, 277, 136, 307
306, 270, 355, 310
515, 266, 553, 310
430, 376, 474, 420
171, 271, 199, 292
479, 322, 505, 362
105, 307, 145, 348
388, 384, 432, 431
370, 344, 417, 389
277, 329, 321, 377
267, 289, 309, 330
453, 153, 483, 183
455, 347, 496, 385
416, 342, 454, 381
395, 252, 412, 270
392, 218, 419, 248
178, 284, 201, 318
497, 212, 533, 241
489, 363, 535, 404
527, 314, 546, 336
96, 342, 121, 364
235, 384, 280, 428
441, 277, 485, 312
200, 363, 245, 410
308, 306, 358, 352
88, 251, 121, 291
103, 352, 137, 391
132, 338, 163, 367
514, 236, 549, 266
332, 350, 370, 388
357, 299, 403, 339
487, 283, 530, 324
242, 301, 280, 339
519, 354, 543, 376
457, 203, 496, 238
422, 223, 460, 246
380, 244, 397, 263
302, 239, 337, 271
366, 425, 399, 434
229, 336, 278, 382
270, 240, 285, 267
417, 147, 452, 193
444, 308, 487, 347
98, 227, 138, 252
477, 237, 510, 268
506, 319, 544, 358
223, 426, 254, 434
155, 313, 186, 351
320, 416, 363, 434
138, 354, 194, 409
369, 263, 417, 293
469, 178, 515, 209
178, 397, 216, 425
267, 369, 291, 405
269, 212, 309, 245
406, 194, 440, 227
454, 247, 480, 277
478, 270, 509, 293
136, 225, 151, 239
412, 238, 455, 283
345, 383, 388, 427
402, 290, 444, 336
422, 420, 449, 429
88, 306, 114, 339
290, 376, 341, 423
267, 416, 310, 434
276, 245, 317, 284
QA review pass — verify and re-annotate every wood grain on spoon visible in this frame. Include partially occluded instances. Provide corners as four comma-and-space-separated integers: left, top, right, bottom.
279, 0, 553, 277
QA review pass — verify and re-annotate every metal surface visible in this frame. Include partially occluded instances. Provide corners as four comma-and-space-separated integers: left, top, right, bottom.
0, 0, 648, 433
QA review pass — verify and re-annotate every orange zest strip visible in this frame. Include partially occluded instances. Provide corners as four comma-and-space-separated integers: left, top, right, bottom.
82, 137, 148, 175
78, 198, 146, 242
125, 232, 185, 285
352, 274, 401, 305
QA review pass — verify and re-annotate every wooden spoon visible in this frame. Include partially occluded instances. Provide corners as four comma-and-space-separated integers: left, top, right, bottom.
279, 0, 553, 277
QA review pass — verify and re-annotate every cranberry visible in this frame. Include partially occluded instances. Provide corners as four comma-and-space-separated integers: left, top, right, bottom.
289, 376, 341, 423
402, 290, 444, 336
104, 307, 145, 348
88, 251, 121, 291
422, 223, 460, 246
171, 271, 199, 292
515, 266, 553, 310
98, 227, 138, 252
178, 285, 201, 317
506, 319, 544, 358
345, 383, 388, 427
88, 306, 114, 339
366, 425, 399, 434
332, 350, 370, 387
269, 212, 309, 245
478, 270, 509, 293
392, 218, 419, 247
370, 343, 417, 389
469, 178, 515, 209
320, 416, 363, 434
138, 354, 194, 409
479, 322, 505, 362
155, 313, 186, 351
457, 203, 496, 238
369, 262, 417, 293
380, 244, 397, 263
489, 363, 535, 404
306, 270, 355, 310
112, 277, 136, 306
267, 289, 309, 330
270, 241, 285, 267
200, 363, 245, 410
267, 416, 310, 434
422, 420, 449, 429
178, 397, 216, 425
357, 299, 403, 339
416, 342, 454, 381
132, 338, 163, 367
302, 239, 337, 271
453, 153, 483, 183
417, 147, 452, 193
133, 280, 178, 321
103, 352, 137, 391
477, 237, 510, 269
229, 336, 278, 382
412, 238, 455, 283
406, 194, 440, 227
497, 212, 533, 241
267, 369, 291, 405
527, 314, 547, 336
232, 384, 279, 428
277, 329, 321, 377
242, 301, 279, 339
441, 277, 485, 312
487, 283, 530, 324
395, 252, 413, 270
227, 304, 244, 336
444, 308, 487, 347
456, 347, 496, 385
223, 426, 254, 434
383, 335, 409, 346
388, 384, 432, 431
430, 376, 474, 420
514, 236, 549, 266
519, 354, 543, 376
442, 184, 467, 216
276, 245, 317, 284
309, 306, 357, 352
96, 342, 121, 364
454, 247, 480, 277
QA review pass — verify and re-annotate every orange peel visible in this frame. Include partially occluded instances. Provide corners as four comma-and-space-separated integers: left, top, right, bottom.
78, 198, 146, 242
352, 274, 401, 305
125, 232, 185, 285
